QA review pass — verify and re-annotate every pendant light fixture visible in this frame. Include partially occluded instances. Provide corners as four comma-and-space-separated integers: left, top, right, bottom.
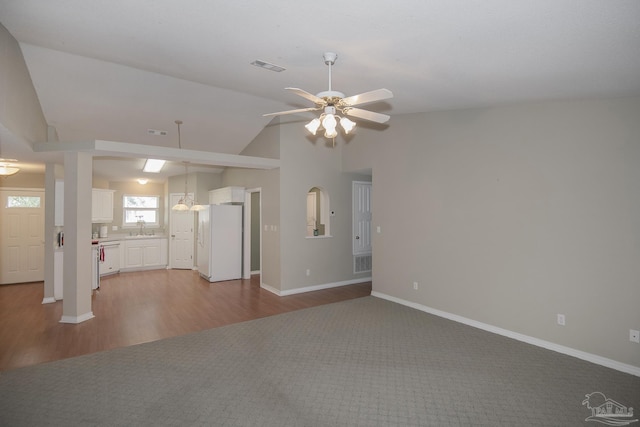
0, 159, 20, 176
0, 139, 20, 176
170, 120, 204, 211
171, 161, 191, 211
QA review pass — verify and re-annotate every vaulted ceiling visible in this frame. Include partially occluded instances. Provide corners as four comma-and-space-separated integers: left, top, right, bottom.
1, 1, 639, 181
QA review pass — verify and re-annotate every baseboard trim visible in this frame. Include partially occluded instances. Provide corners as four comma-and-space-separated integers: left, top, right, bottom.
251, 270, 261, 275
261, 277, 372, 297
119, 265, 167, 273
59, 312, 95, 324
42, 297, 56, 304
260, 282, 280, 295
371, 291, 640, 377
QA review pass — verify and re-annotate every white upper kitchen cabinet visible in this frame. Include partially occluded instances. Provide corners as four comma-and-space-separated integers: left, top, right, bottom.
92, 189, 115, 223
208, 186, 245, 205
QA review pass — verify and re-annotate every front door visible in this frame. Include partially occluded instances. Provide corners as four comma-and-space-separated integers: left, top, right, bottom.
0, 189, 45, 284
169, 193, 194, 269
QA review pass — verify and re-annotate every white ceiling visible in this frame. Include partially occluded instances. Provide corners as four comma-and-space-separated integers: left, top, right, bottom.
1, 0, 639, 181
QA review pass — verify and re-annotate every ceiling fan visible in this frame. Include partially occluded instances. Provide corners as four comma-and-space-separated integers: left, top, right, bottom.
263, 52, 393, 139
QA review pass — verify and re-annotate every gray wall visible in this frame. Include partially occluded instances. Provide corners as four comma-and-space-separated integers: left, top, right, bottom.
223, 122, 281, 289
342, 96, 640, 368
278, 122, 371, 292
167, 171, 222, 204
107, 181, 166, 234
0, 172, 45, 188
0, 23, 47, 147
225, 119, 373, 293
196, 172, 222, 205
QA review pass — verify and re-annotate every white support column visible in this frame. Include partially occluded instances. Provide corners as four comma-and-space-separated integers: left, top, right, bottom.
42, 163, 57, 304
60, 151, 94, 323
243, 190, 251, 280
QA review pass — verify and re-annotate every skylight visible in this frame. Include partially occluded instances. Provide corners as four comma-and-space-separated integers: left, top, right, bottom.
142, 159, 166, 173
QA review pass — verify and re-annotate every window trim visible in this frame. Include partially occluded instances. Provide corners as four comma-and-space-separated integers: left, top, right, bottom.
122, 194, 160, 228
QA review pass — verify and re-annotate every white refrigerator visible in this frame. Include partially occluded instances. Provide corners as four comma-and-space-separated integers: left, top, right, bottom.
197, 204, 243, 282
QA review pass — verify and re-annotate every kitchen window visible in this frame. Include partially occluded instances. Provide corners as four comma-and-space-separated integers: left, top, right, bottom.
123, 195, 160, 227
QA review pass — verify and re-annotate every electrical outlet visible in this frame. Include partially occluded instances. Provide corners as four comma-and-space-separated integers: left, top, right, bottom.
413, 282, 418, 290
631, 329, 640, 343
557, 314, 566, 326
306, 269, 310, 277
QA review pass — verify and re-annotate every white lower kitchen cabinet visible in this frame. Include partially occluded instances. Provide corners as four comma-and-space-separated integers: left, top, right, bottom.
122, 238, 167, 271
100, 242, 120, 276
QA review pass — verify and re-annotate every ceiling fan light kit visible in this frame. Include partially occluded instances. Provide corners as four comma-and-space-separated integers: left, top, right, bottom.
264, 52, 393, 142
340, 116, 356, 134
304, 118, 321, 135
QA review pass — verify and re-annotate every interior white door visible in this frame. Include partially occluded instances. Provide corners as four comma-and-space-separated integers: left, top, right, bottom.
306, 192, 316, 237
169, 193, 194, 269
352, 182, 372, 254
0, 189, 45, 284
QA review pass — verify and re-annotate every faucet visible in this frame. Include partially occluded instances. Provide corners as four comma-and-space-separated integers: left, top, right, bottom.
136, 217, 146, 235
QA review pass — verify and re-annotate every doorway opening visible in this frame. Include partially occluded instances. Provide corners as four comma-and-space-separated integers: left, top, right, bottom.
306, 186, 330, 237
243, 188, 261, 280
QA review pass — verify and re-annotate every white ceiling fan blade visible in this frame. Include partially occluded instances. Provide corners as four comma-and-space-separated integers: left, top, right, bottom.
263, 107, 321, 117
343, 107, 390, 124
339, 88, 393, 107
285, 87, 327, 106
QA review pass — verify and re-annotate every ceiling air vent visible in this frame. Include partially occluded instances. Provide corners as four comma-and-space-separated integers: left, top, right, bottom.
251, 60, 285, 72
147, 129, 167, 136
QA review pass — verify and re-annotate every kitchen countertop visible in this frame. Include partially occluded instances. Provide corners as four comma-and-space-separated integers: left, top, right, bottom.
95, 235, 167, 243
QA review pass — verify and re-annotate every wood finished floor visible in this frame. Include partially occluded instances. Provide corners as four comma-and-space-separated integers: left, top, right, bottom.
0, 270, 371, 371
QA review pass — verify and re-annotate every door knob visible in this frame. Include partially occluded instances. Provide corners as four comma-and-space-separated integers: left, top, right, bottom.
171, 234, 175, 238
355, 236, 360, 239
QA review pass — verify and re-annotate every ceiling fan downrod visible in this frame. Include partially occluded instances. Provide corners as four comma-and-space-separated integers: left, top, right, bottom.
323, 52, 337, 92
